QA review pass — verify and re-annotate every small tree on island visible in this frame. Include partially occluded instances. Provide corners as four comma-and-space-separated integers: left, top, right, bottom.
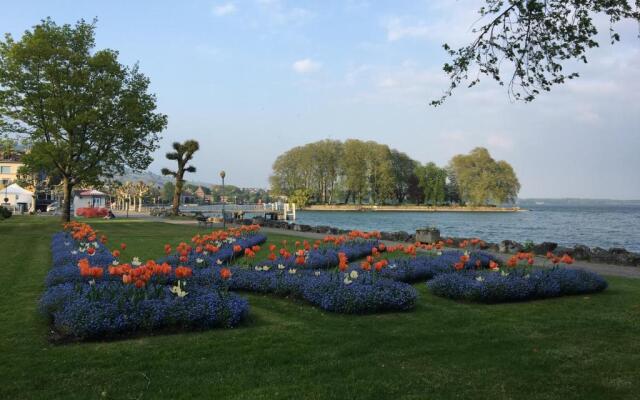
0, 19, 167, 221
161, 140, 199, 216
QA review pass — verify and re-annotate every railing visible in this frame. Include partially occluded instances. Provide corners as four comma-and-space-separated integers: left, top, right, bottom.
149, 203, 296, 220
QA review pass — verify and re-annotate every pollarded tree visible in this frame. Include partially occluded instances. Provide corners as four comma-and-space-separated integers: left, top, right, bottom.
161, 140, 199, 216
0, 19, 167, 221
132, 180, 150, 212
432, 0, 640, 105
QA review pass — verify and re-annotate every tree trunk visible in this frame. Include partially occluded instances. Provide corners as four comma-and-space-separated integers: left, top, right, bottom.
62, 177, 73, 222
138, 196, 142, 212
172, 178, 182, 216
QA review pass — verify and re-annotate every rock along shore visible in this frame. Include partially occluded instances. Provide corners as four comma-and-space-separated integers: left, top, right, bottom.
235, 217, 640, 268
303, 204, 523, 212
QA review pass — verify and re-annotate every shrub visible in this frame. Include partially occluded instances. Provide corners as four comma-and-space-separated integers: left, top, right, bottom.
427, 267, 607, 303
0, 206, 12, 219
76, 207, 109, 218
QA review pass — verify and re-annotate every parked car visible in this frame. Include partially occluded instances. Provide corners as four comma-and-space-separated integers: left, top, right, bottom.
46, 202, 59, 213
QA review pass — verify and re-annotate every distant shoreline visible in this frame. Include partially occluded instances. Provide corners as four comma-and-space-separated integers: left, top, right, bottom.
302, 205, 523, 213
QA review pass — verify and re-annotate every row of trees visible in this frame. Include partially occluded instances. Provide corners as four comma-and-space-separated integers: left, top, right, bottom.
270, 140, 519, 206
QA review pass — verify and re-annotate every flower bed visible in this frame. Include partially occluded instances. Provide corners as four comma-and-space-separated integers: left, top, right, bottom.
46, 225, 267, 288
40, 222, 264, 340
260, 238, 381, 270
427, 267, 608, 303
40, 281, 247, 339
222, 267, 419, 314
369, 251, 499, 283
41, 222, 416, 340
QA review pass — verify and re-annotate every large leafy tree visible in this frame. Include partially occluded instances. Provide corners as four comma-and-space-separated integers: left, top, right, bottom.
366, 141, 395, 204
0, 19, 167, 221
449, 147, 520, 205
390, 149, 418, 204
161, 140, 199, 216
341, 139, 369, 204
432, 0, 640, 105
418, 162, 447, 205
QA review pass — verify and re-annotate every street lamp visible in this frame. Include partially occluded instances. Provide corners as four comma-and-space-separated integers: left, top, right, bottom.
220, 170, 226, 229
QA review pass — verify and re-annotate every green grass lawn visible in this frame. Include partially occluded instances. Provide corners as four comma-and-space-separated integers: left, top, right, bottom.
1, 216, 639, 399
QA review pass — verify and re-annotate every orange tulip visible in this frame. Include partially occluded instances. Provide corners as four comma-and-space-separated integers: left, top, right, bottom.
560, 254, 574, 265
219, 268, 232, 280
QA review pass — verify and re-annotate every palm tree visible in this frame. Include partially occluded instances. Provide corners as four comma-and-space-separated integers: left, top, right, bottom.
161, 140, 199, 215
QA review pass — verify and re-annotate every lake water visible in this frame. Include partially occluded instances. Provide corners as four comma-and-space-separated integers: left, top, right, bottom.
294, 204, 640, 252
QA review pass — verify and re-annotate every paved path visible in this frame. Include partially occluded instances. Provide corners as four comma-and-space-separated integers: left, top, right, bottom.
131, 216, 640, 279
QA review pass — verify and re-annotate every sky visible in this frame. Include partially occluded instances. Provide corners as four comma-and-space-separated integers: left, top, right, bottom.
2, 0, 639, 199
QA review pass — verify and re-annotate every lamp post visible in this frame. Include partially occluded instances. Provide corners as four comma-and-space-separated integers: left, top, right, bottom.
220, 170, 226, 229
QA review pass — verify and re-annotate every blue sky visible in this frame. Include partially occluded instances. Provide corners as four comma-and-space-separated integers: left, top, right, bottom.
2, 0, 639, 199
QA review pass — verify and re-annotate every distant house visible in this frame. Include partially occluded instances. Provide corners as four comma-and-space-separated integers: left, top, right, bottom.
194, 186, 212, 204
0, 151, 24, 188
180, 190, 196, 204
73, 189, 108, 216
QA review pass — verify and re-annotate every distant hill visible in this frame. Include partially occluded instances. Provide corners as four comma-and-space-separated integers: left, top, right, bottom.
518, 198, 640, 206
114, 168, 267, 191
113, 168, 171, 189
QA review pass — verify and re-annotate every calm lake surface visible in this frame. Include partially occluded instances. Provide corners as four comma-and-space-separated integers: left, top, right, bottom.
294, 204, 640, 252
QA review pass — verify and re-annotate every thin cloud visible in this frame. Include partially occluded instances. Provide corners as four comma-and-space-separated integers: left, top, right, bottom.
292, 58, 322, 74
212, 3, 237, 16
385, 17, 431, 42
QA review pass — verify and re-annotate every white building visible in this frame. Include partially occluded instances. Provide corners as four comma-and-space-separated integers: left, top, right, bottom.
73, 189, 108, 216
1, 183, 34, 213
